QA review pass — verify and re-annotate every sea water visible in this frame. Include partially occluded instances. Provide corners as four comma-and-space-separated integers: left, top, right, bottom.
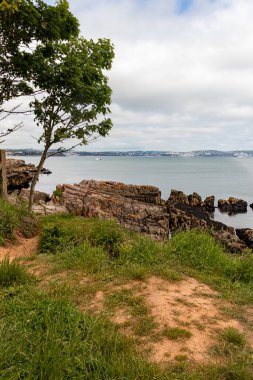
13, 155, 253, 229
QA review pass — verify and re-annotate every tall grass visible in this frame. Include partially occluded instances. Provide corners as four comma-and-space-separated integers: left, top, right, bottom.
0, 198, 38, 244
0, 288, 165, 380
0, 258, 33, 287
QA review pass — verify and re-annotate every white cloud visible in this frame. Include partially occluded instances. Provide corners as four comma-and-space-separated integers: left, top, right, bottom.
3, 0, 253, 151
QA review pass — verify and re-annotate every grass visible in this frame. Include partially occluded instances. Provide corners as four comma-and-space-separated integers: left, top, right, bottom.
1, 214, 253, 379
0, 198, 38, 244
0, 257, 34, 287
221, 327, 247, 348
38, 216, 253, 305
163, 327, 192, 340
0, 286, 165, 380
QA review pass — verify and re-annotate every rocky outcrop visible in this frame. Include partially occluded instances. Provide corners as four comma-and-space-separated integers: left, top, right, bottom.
6, 159, 51, 191
166, 190, 247, 253
53, 180, 168, 240
204, 196, 215, 212
19, 188, 51, 203
218, 197, 247, 213
236, 228, 253, 249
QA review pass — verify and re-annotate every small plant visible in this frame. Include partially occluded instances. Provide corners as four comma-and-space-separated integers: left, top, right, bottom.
221, 327, 246, 348
163, 327, 192, 340
88, 219, 123, 257
0, 258, 33, 287
53, 189, 63, 198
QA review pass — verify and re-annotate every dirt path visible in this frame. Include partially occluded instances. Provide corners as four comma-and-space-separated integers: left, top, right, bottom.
89, 276, 253, 363
0, 236, 39, 261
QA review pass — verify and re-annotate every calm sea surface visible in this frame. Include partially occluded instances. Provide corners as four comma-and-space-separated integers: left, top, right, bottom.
13, 155, 253, 229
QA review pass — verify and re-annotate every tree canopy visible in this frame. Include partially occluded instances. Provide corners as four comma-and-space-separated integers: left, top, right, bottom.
0, 0, 79, 122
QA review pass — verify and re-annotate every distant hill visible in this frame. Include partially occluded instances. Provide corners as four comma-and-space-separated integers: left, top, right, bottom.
6, 149, 253, 157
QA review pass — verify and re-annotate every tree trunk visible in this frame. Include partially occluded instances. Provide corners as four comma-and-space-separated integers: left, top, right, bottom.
28, 147, 49, 212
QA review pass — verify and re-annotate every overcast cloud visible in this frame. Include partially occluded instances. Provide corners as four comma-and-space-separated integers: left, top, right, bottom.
3, 0, 253, 151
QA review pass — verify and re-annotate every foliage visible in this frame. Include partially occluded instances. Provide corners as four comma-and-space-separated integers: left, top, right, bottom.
0, 0, 79, 137
28, 34, 114, 209
0, 198, 38, 244
0, 257, 33, 287
0, 199, 19, 243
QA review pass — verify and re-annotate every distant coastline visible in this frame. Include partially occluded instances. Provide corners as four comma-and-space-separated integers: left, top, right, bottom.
6, 149, 253, 158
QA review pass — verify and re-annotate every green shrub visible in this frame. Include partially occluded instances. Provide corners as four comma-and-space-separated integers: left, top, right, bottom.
0, 199, 38, 244
0, 199, 19, 243
87, 219, 123, 257
0, 258, 33, 287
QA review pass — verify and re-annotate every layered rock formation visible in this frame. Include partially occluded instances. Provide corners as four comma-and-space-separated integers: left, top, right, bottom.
53, 180, 169, 240
6, 159, 51, 191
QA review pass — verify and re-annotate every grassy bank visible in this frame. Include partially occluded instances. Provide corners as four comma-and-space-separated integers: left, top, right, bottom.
0, 213, 253, 379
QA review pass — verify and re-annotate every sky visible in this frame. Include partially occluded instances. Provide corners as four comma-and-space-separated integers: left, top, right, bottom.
3, 0, 253, 151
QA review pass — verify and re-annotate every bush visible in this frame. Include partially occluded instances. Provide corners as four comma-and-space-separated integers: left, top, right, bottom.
87, 219, 123, 257
0, 199, 38, 244
0, 258, 33, 287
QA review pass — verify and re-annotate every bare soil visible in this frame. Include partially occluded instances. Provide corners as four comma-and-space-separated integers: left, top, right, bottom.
0, 235, 39, 262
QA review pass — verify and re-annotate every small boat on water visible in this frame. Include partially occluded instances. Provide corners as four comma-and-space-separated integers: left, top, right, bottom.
96, 157, 101, 161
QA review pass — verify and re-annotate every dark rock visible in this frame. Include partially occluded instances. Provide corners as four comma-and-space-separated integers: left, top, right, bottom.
250, 203, 253, 210
54, 180, 168, 240
218, 197, 247, 214
204, 196, 215, 212
6, 159, 51, 191
166, 189, 189, 205
236, 228, 253, 249
188, 192, 203, 207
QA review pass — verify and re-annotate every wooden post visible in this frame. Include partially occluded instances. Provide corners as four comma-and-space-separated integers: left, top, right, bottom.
0, 150, 7, 198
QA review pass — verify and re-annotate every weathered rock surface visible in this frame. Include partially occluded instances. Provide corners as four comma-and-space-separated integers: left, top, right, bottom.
54, 180, 168, 240
218, 197, 247, 213
167, 190, 247, 253
236, 228, 253, 249
204, 196, 215, 212
6, 159, 51, 191
19, 188, 51, 203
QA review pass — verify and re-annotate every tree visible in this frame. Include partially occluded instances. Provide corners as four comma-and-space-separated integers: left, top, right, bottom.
28, 37, 114, 210
0, 0, 79, 139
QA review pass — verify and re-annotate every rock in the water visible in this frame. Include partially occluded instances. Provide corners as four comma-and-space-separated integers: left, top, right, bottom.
6, 159, 50, 191
250, 203, 253, 209
204, 196, 215, 212
54, 180, 168, 240
218, 197, 247, 213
